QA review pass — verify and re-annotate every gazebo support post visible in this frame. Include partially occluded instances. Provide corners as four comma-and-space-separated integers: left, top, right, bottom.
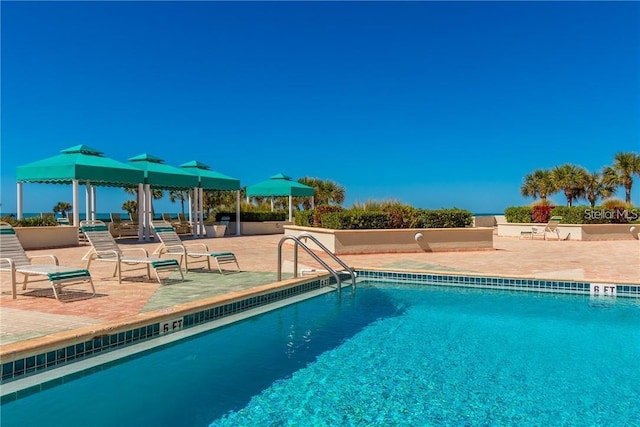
91, 185, 97, 221
189, 189, 195, 237
198, 187, 204, 237
72, 180, 79, 226
85, 182, 91, 224
236, 190, 241, 236
145, 184, 152, 241
288, 195, 293, 223
137, 183, 144, 241
16, 182, 23, 219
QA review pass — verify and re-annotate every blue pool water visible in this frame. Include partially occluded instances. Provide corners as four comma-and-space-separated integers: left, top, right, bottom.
2, 282, 639, 427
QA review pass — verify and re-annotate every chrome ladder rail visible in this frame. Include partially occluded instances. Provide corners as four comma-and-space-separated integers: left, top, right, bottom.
297, 232, 357, 290
277, 235, 356, 294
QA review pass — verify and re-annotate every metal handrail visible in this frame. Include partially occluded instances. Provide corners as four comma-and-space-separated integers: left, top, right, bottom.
297, 232, 357, 290
277, 235, 343, 293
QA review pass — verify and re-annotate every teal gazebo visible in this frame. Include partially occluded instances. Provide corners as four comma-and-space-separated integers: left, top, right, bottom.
245, 173, 315, 222
127, 153, 200, 240
15, 145, 145, 226
180, 160, 242, 236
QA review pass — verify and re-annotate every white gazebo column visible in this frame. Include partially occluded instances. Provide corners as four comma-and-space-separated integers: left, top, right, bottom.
288, 195, 293, 223
145, 184, 152, 240
189, 189, 195, 237
270, 198, 274, 212
16, 182, 23, 219
91, 185, 97, 220
85, 181, 91, 223
236, 190, 241, 236
72, 180, 79, 225
198, 187, 204, 237
137, 183, 145, 241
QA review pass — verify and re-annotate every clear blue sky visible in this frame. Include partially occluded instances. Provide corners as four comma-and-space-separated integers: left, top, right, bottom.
2, 1, 639, 215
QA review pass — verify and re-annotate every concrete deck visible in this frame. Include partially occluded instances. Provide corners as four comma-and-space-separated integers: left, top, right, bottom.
1, 234, 639, 349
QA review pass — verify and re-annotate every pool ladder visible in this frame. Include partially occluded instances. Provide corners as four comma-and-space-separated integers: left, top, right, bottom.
277, 232, 357, 294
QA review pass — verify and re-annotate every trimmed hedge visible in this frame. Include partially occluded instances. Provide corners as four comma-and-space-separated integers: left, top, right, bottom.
0, 216, 58, 227
213, 211, 287, 222
295, 208, 472, 230
505, 206, 640, 224
504, 207, 533, 223
419, 208, 473, 228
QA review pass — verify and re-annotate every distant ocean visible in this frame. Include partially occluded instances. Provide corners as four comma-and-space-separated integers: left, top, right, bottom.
2, 212, 504, 221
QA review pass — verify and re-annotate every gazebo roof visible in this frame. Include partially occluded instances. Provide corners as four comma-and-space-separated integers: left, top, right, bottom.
15, 144, 144, 187
246, 173, 314, 197
128, 153, 199, 190
180, 160, 240, 191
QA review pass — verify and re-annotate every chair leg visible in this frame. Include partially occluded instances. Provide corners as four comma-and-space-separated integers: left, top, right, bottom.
11, 268, 17, 299
22, 274, 29, 290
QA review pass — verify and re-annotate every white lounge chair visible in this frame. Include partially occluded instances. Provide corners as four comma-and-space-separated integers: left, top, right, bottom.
0, 221, 95, 300
531, 216, 562, 240
80, 220, 183, 284
151, 221, 240, 274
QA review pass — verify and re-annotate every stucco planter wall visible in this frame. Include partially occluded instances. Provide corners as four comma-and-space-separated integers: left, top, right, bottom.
497, 223, 636, 240
283, 225, 494, 254
14, 226, 79, 249
226, 221, 292, 236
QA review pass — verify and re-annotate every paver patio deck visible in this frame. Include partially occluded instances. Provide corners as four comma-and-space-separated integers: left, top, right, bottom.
1, 233, 638, 348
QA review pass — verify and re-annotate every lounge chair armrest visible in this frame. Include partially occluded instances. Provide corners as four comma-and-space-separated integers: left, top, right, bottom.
184, 242, 209, 252
28, 254, 60, 265
121, 247, 149, 257
165, 244, 187, 253
94, 250, 122, 260
0, 257, 16, 271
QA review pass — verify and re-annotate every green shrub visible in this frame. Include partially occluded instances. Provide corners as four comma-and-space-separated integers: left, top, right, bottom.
294, 210, 315, 227
504, 206, 532, 223
321, 211, 390, 230
382, 204, 422, 229
214, 211, 287, 222
418, 208, 473, 228
0, 216, 58, 227
313, 205, 343, 227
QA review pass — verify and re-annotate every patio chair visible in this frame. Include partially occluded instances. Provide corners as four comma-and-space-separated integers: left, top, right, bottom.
531, 216, 562, 240
0, 221, 95, 300
80, 220, 183, 284
151, 221, 240, 274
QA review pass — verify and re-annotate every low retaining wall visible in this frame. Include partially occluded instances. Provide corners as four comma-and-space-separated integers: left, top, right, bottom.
14, 226, 79, 249
497, 223, 637, 240
227, 221, 292, 236
283, 225, 494, 254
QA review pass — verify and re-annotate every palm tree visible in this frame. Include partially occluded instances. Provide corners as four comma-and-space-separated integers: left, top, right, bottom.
602, 152, 640, 204
124, 187, 164, 218
297, 177, 346, 209
168, 190, 189, 216
551, 164, 588, 207
52, 201, 72, 216
584, 171, 615, 207
121, 200, 137, 216
520, 169, 556, 202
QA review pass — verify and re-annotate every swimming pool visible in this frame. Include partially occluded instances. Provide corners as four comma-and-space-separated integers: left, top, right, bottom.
2, 280, 638, 426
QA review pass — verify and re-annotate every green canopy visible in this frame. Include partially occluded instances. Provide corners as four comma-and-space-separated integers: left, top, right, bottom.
128, 153, 199, 190
180, 161, 240, 191
15, 145, 144, 186
245, 173, 314, 197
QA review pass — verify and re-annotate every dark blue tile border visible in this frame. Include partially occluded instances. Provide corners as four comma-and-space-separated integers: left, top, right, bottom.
2, 271, 638, 389
1, 278, 326, 386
